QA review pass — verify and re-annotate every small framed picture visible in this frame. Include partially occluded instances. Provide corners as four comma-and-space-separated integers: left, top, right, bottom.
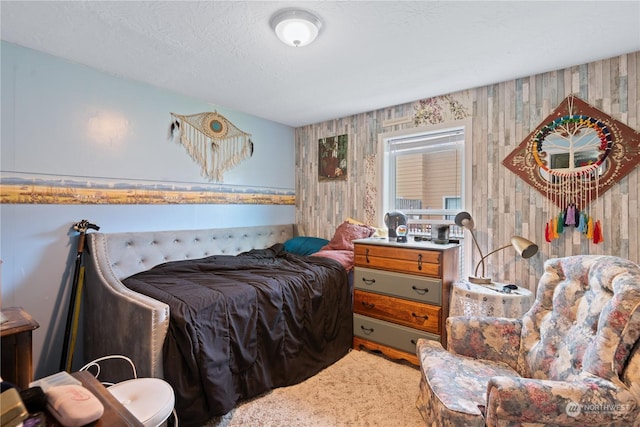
318, 134, 348, 181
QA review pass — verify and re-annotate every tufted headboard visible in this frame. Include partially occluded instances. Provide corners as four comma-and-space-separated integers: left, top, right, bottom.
93, 224, 295, 280
82, 224, 295, 379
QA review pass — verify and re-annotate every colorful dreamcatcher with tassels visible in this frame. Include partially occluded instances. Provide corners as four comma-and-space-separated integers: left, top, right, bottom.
537, 98, 609, 244
504, 95, 640, 246
544, 203, 603, 244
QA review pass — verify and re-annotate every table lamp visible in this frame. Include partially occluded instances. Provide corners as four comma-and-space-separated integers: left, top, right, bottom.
455, 212, 538, 284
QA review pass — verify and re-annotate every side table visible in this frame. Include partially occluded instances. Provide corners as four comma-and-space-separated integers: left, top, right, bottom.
450, 281, 533, 318
1, 307, 39, 389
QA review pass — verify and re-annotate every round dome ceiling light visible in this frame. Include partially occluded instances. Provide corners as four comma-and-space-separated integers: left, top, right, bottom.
270, 9, 322, 47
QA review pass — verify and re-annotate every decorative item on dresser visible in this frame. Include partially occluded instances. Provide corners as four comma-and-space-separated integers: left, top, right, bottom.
352, 237, 459, 365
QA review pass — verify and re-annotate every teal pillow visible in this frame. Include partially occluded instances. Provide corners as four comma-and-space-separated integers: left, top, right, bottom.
283, 236, 329, 256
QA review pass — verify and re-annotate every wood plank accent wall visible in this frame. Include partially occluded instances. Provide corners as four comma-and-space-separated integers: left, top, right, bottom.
295, 52, 639, 291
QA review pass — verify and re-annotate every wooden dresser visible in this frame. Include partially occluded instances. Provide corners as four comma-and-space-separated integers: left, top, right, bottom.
352, 238, 459, 365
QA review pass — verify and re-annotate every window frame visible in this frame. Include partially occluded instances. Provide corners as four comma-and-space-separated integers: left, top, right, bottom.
376, 118, 473, 276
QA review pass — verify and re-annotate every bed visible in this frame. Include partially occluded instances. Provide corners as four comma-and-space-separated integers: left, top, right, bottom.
82, 223, 372, 426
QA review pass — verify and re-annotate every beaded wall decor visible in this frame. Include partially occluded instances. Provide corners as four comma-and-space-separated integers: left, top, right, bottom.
503, 95, 640, 244
169, 112, 254, 182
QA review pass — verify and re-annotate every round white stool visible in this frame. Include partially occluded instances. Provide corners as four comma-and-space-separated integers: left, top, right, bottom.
108, 378, 175, 427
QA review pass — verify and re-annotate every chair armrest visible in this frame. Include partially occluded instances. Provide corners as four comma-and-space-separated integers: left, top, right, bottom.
486, 375, 639, 426
446, 316, 522, 370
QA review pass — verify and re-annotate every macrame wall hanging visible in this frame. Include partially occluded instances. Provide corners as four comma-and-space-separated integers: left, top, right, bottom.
169, 112, 254, 182
503, 95, 640, 245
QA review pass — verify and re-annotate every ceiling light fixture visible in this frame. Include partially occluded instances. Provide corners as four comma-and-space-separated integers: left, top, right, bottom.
270, 9, 322, 47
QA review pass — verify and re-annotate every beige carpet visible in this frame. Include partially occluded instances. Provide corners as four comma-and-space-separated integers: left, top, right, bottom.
204, 349, 425, 427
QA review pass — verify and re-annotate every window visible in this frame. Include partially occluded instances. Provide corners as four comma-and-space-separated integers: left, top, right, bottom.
380, 123, 468, 229
378, 119, 472, 275
443, 196, 461, 220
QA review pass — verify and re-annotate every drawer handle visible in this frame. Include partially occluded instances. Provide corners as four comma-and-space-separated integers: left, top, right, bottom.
365, 248, 370, 263
411, 312, 429, 320
360, 325, 374, 335
361, 301, 375, 310
412, 285, 429, 295
362, 277, 376, 286
417, 253, 423, 271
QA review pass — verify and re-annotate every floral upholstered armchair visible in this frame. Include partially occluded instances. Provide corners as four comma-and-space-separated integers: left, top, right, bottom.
416, 255, 640, 427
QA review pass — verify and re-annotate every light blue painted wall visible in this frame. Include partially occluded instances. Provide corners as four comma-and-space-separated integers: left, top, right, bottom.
0, 42, 295, 377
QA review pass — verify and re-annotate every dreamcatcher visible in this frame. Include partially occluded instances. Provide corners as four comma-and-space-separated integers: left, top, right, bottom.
503, 95, 640, 245
169, 112, 254, 182
534, 98, 610, 244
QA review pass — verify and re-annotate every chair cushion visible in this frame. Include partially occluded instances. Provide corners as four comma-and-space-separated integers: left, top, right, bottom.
520, 256, 640, 382
108, 378, 174, 427
417, 339, 519, 416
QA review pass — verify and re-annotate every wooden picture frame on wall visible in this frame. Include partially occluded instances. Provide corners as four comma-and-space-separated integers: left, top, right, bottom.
318, 134, 348, 181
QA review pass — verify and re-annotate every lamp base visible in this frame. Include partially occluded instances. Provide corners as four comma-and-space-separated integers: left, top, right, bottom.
468, 275, 492, 284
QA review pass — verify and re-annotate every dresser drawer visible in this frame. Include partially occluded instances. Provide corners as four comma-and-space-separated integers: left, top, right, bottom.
354, 289, 441, 334
353, 313, 439, 355
354, 267, 442, 305
354, 244, 441, 277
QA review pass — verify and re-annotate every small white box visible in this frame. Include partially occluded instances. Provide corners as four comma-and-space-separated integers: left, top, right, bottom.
46, 384, 104, 427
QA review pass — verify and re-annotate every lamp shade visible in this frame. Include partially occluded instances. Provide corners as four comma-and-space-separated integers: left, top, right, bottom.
454, 211, 475, 230
510, 236, 538, 259
270, 9, 322, 47
455, 211, 485, 277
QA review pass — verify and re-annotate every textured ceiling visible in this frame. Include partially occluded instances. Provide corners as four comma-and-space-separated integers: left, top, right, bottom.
1, 1, 639, 127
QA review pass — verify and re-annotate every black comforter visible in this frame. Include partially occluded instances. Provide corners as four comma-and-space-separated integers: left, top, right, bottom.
123, 244, 353, 426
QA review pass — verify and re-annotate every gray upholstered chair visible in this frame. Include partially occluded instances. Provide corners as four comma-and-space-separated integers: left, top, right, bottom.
416, 255, 640, 426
